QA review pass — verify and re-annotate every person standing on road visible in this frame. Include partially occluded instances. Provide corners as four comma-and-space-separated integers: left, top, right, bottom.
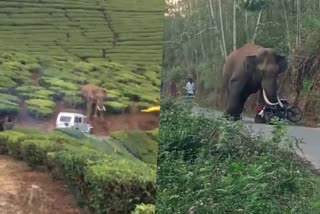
185, 78, 195, 97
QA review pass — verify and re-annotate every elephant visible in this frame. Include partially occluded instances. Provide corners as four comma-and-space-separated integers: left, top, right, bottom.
222, 43, 288, 120
80, 83, 106, 119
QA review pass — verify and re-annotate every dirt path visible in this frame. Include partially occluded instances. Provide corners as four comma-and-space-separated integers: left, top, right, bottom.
15, 106, 159, 136
91, 112, 159, 136
0, 155, 88, 214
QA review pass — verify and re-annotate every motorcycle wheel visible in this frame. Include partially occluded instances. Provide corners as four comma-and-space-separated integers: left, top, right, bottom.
254, 114, 266, 123
264, 111, 275, 124
287, 106, 303, 122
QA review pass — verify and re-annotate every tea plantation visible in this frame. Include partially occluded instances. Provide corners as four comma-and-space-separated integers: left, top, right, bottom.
0, 1, 162, 213
0, 0, 164, 65
0, 127, 158, 213
0, 52, 161, 118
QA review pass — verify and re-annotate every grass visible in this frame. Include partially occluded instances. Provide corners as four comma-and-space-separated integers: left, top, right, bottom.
155, 99, 320, 214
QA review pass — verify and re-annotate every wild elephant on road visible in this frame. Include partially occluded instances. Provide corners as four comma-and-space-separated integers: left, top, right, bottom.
223, 43, 288, 120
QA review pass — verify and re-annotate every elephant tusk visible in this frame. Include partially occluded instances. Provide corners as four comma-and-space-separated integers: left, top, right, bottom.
277, 96, 284, 108
97, 106, 102, 111
102, 106, 106, 111
262, 89, 278, 106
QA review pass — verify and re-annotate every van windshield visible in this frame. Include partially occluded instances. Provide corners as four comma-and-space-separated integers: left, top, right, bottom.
60, 116, 71, 122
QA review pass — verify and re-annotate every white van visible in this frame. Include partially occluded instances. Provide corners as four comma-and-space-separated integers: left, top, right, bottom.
56, 112, 93, 134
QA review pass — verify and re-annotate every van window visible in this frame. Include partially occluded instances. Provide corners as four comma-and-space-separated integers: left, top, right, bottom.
74, 117, 82, 123
60, 116, 71, 122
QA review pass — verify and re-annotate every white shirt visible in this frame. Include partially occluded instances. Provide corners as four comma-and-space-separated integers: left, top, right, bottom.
185, 82, 195, 94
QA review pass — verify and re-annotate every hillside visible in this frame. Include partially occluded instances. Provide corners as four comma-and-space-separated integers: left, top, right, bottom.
0, 127, 158, 213
0, 0, 164, 65
0, 53, 161, 121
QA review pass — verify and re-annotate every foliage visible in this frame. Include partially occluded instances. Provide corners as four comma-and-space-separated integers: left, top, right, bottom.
0, 93, 19, 115
155, 99, 320, 214
131, 204, 155, 214
0, 0, 164, 65
20, 139, 64, 168
25, 99, 56, 118
110, 130, 158, 165
0, 127, 158, 213
84, 156, 156, 213
0, 53, 161, 118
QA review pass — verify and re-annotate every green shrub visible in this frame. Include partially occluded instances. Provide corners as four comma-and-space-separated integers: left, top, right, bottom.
0, 126, 157, 214
111, 130, 158, 165
53, 128, 87, 140
20, 139, 63, 168
84, 156, 156, 214
106, 101, 127, 113
25, 98, 56, 118
146, 128, 159, 141
0, 93, 19, 115
0, 131, 11, 154
47, 146, 104, 203
13, 127, 45, 135
16, 85, 55, 100
6, 131, 28, 160
156, 99, 319, 214
131, 204, 155, 214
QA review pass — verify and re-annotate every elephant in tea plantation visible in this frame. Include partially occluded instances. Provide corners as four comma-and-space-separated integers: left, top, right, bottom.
80, 83, 107, 119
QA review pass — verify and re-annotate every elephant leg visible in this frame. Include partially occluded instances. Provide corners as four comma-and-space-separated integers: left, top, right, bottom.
93, 104, 98, 118
100, 110, 104, 120
225, 81, 246, 120
86, 102, 92, 118
237, 91, 252, 119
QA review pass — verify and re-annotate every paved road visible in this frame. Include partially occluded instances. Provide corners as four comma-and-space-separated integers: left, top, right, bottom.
192, 107, 320, 169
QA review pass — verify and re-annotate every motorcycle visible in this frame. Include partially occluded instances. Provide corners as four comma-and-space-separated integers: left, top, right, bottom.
255, 98, 303, 124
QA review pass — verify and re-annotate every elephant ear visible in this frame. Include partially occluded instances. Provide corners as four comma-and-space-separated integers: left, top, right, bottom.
275, 54, 288, 74
245, 55, 257, 73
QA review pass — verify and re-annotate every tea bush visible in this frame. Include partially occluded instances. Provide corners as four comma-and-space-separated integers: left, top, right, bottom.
131, 203, 155, 214
156, 99, 320, 214
111, 130, 158, 165
0, 127, 158, 213
84, 156, 156, 214
20, 139, 63, 168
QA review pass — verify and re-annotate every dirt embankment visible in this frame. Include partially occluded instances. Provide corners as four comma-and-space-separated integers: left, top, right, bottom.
14, 98, 159, 136
91, 112, 159, 136
0, 155, 88, 214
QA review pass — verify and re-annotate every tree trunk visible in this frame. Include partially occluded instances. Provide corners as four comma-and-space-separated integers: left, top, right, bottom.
296, 0, 301, 47
217, 0, 227, 59
282, 0, 291, 51
252, 9, 263, 44
233, 0, 237, 50
245, 11, 249, 42
208, 0, 226, 58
